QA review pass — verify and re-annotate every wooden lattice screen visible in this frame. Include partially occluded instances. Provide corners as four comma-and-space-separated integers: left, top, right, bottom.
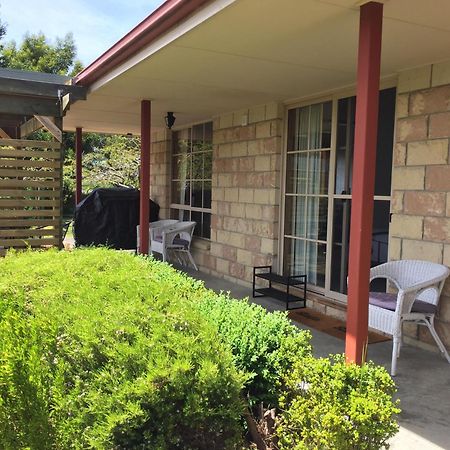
0, 138, 62, 256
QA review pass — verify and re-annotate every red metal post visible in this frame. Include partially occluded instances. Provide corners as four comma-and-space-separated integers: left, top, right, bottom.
75, 127, 83, 205
345, 2, 383, 365
139, 100, 151, 255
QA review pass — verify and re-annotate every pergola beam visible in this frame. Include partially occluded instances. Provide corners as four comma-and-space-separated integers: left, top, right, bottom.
345, 1, 383, 365
0, 94, 62, 117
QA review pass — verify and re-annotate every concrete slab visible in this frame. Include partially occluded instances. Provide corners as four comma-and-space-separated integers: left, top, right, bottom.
181, 266, 450, 450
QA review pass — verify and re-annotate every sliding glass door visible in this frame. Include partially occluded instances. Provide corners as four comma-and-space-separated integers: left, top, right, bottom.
283, 88, 395, 300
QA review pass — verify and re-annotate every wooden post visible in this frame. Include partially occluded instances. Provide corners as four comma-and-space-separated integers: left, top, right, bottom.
75, 127, 82, 206
345, 1, 383, 365
139, 100, 151, 255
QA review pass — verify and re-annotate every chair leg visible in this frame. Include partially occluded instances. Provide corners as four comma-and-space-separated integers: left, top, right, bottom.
425, 317, 450, 364
391, 336, 400, 377
187, 251, 198, 271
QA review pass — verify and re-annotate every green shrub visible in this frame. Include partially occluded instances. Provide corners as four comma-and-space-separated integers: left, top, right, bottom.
194, 293, 312, 407
276, 354, 400, 450
0, 248, 245, 449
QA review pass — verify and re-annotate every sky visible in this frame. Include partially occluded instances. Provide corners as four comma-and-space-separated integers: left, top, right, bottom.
1, 0, 164, 66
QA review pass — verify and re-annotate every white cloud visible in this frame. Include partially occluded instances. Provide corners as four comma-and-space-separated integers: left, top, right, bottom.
1, 0, 163, 65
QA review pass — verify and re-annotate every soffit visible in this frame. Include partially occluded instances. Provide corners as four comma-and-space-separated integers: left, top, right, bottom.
65, 0, 450, 134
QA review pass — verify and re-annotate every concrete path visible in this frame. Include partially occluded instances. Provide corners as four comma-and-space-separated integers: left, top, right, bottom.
182, 267, 450, 450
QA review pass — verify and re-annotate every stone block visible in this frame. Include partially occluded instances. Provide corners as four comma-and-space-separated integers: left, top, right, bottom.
231, 142, 248, 157
256, 121, 271, 139
261, 238, 277, 255
254, 155, 271, 171
423, 217, 450, 242
233, 109, 249, 127
210, 242, 223, 257
219, 113, 233, 130
239, 125, 256, 141
390, 215, 423, 239
252, 220, 275, 238
438, 295, 450, 322
228, 232, 245, 248
429, 112, 450, 138
238, 157, 255, 172
391, 166, 425, 190
216, 257, 230, 274
230, 202, 245, 217
447, 194, 450, 217
224, 188, 239, 202
425, 166, 450, 191
212, 187, 225, 201
239, 188, 254, 203
393, 143, 406, 166
245, 235, 262, 252
253, 189, 271, 205
431, 60, 450, 87
396, 116, 428, 142
407, 139, 448, 165
218, 174, 233, 187
261, 205, 279, 222
388, 237, 402, 260
245, 204, 263, 220
265, 102, 283, 120
249, 105, 266, 123
401, 239, 443, 263
229, 261, 246, 279
403, 192, 446, 216
396, 94, 409, 118
216, 201, 230, 216
410, 85, 450, 115
418, 320, 450, 349
223, 245, 237, 261
391, 191, 403, 213
217, 143, 232, 158
398, 65, 432, 93
237, 248, 253, 266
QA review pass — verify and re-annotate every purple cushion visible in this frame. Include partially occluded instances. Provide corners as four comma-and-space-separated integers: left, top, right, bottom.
369, 292, 437, 314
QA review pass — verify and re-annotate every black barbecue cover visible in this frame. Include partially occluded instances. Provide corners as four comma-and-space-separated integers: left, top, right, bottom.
74, 188, 160, 250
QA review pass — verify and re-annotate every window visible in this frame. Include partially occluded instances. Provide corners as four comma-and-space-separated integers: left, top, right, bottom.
171, 122, 212, 239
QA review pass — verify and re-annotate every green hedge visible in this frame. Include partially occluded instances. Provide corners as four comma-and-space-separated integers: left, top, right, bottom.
276, 355, 400, 450
0, 249, 245, 449
194, 293, 312, 407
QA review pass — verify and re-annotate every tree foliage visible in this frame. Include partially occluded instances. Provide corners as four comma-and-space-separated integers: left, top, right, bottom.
0, 32, 82, 76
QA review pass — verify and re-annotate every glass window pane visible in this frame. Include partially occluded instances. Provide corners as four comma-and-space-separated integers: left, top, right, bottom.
191, 153, 203, 180
284, 196, 306, 238
203, 213, 211, 239
309, 103, 322, 150
287, 107, 309, 151
171, 181, 190, 206
321, 101, 332, 148
306, 241, 326, 287
286, 153, 307, 194
308, 151, 330, 195
192, 210, 202, 237
203, 181, 212, 209
283, 238, 305, 276
203, 151, 212, 179
192, 124, 203, 142
191, 181, 202, 207
306, 197, 328, 241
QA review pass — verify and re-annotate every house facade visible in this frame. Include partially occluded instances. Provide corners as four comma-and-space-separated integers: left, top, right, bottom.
65, 0, 450, 353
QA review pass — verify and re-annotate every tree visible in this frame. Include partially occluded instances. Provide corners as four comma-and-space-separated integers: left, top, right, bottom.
0, 32, 82, 76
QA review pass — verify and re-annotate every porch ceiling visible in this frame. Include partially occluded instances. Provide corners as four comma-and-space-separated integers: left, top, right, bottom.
65, 0, 450, 135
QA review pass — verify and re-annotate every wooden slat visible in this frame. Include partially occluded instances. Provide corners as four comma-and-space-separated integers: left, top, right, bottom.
0, 168, 60, 178
0, 199, 60, 207
0, 138, 60, 149
0, 219, 60, 227
0, 189, 60, 198
0, 238, 60, 247
0, 229, 59, 238
0, 128, 12, 139
0, 179, 60, 188
0, 148, 60, 159
0, 209, 60, 218
0, 159, 60, 169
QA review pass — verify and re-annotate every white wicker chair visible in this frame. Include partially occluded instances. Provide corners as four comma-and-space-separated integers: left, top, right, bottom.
136, 219, 179, 253
151, 221, 198, 270
369, 260, 450, 376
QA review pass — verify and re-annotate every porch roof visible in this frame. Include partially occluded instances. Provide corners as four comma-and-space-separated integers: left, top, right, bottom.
66, 0, 450, 134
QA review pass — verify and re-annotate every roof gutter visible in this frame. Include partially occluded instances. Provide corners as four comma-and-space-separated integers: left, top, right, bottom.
74, 0, 211, 87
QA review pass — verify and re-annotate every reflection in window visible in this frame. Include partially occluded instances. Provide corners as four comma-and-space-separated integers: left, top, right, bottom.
171, 122, 212, 239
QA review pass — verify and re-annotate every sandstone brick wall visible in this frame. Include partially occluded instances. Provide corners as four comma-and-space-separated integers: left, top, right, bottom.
150, 129, 171, 219
204, 103, 283, 284
390, 60, 450, 350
